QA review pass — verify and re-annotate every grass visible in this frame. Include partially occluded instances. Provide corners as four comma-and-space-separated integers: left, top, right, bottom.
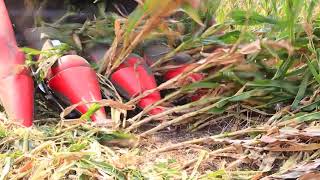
1, 0, 320, 179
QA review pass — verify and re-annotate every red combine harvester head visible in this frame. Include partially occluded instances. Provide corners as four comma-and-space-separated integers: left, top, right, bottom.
46, 53, 107, 123
143, 43, 205, 101
20, 8, 109, 123
111, 54, 163, 115
0, 0, 34, 127
27, 35, 108, 123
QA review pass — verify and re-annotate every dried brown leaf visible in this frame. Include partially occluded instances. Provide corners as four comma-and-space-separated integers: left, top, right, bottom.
37, 40, 60, 77
259, 153, 278, 172
239, 40, 261, 55
262, 40, 294, 55
266, 142, 320, 152
260, 135, 278, 143
271, 159, 320, 179
299, 172, 320, 180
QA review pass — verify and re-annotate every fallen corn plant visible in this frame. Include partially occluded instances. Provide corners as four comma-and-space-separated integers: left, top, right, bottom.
1, 0, 320, 179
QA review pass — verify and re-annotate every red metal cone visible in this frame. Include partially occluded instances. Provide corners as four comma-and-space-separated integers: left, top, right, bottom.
143, 43, 206, 101
142, 43, 204, 83
0, 0, 34, 127
0, 72, 34, 127
164, 64, 204, 82
164, 65, 205, 101
47, 55, 107, 123
111, 54, 162, 115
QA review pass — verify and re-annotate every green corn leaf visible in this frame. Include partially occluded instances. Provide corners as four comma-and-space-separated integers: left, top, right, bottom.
181, 3, 204, 26
96, 131, 134, 142
306, 58, 320, 84
208, 107, 226, 114
291, 72, 310, 109
81, 159, 126, 180
272, 57, 295, 80
247, 79, 298, 95
216, 90, 263, 108
21, 47, 42, 56
280, 111, 320, 125
203, 169, 227, 179
230, 9, 278, 25
80, 103, 101, 121
69, 143, 87, 152
183, 82, 219, 91
301, 98, 320, 111
125, 6, 145, 35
